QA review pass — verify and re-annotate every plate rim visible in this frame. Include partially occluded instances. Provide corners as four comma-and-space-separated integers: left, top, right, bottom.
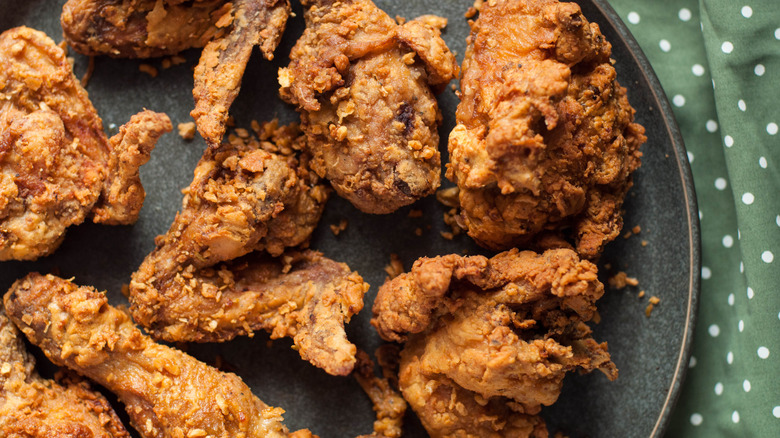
589, 1, 702, 436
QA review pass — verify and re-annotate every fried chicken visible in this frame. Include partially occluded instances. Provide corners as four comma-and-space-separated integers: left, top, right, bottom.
191, 0, 291, 147
0, 304, 130, 438
62, 0, 291, 147
129, 122, 369, 376
0, 27, 171, 261
447, 0, 646, 259
354, 348, 406, 438
371, 248, 618, 437
278, 0, 458, 214
61, 0, 232, 58
5, 273, 316, 438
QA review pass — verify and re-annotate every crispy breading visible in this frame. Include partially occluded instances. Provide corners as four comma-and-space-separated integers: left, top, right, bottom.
191, 0, 291, 147
279, 0, 458, 214
372, 248, 617, 437
354, 349, 406, 438
61, 0, 291, 147
5, 273, 317, 438
0, 305, 130, 438
0, 27, 170, 260
61, 0, 232, 58
129, 122, 369, 376
447, 0, 645, 259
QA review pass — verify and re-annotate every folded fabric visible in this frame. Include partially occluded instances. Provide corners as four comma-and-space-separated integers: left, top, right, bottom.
606, 0, 779, 436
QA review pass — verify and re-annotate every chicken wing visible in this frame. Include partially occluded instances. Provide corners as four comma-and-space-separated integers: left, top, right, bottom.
0, 27, 171, 260
129, 122, 369, 376
353, 348, 406, 438
62, 0, 290, 147
371, 248, 617, 437
191, 0, 291, 147
0, 303, 129, 438
447, 0, 645, 259
61, 0, 232, 58
278, 0, 458, 214
5, 273, 315, 438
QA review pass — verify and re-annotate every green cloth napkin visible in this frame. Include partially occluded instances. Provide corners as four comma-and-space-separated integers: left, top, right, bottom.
606, 0, 780, 435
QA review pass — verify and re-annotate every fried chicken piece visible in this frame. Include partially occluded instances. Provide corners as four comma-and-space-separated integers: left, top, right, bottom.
279, 0, 458, 214
371, 248, 617, 437
447, 0, 646, 259
191, 0, 291, 146
132, 250, 368, 376
354, 348, 406, 438
92, 110, 174, 224
62, 0, 290, 148
130, 122, 369, 376
0, 305, 130, 438
0, 27, 171, 260
61, 0, 232, 58
5, 273, 316, 438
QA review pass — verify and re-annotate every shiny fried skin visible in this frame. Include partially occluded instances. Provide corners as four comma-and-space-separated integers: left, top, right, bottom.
447, 0, 645, 259
279, 0, 458, 214
130, 123, 369, 375
4, 273, 313, 438
372, 248, 617, 437
0, 305, 129, 438
0, 27, 169, 260
132, 250, 368, 376
191, 0, 291, 146
61, 0, 231, 58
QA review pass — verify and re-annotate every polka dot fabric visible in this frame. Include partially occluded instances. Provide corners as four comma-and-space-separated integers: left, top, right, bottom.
607, 0, 780, 436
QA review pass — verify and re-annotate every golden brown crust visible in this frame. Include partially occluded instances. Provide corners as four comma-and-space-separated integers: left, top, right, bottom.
0, 27, 168, 260
279, 0, 458, 214
129, 122, 368, 376
4, 273, 311, 438
447, 0, 645, 259
354, 349, 406, 438
92, 109, 172, 225
0, 305, 130, 438
61, 0, 231, 58
372, 248, 617, 437
191, 0, 291, 147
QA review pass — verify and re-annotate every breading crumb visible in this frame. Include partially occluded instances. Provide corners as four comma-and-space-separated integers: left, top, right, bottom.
641, 240, 648, 247
171, 55, 186, 65
436, 187, 459, 208
384, 254, 404, 280
178, 122, 196, 140
608, 271, 639, 289
139, 63, 158, 77
632, 225, 641, 234
645, 303, 655, 317
649, 296, 660, 305
407, 209, 423, 218
638, 290, 645, 298
414, 227, 423, 236
161, 58, 172, 69
330, 219, 348, 236
440, 231, 454, 240
81, 56, 95, 87
465, 7, 478, 18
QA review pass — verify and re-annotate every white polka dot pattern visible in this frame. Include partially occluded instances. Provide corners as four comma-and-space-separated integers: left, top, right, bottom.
608, 2, 780, 434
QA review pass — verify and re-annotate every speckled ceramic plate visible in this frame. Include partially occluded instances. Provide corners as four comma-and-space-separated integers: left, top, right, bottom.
1, 0, 699, 436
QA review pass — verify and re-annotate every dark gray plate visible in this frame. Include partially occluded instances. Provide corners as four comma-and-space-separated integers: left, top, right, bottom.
1, 1, 699, 437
